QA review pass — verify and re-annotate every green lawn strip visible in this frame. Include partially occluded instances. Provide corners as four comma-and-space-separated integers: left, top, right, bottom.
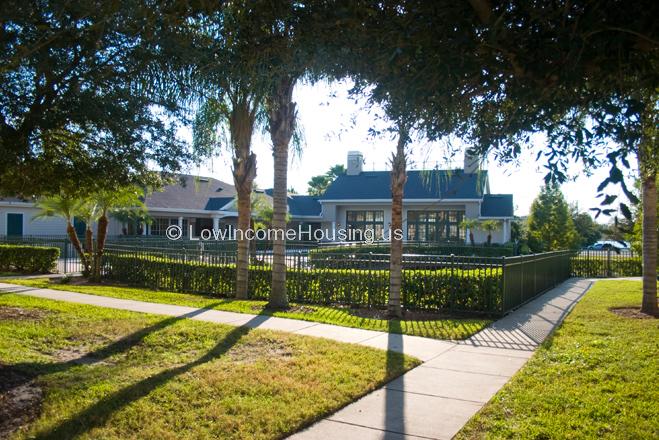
455, 280, 659, 440
4, 278, 490, 340
1, 293, 419, 440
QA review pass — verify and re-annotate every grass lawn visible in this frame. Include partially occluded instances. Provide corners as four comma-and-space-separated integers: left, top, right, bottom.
456, 280, 659, 439
0, 293, 419, 439
3, 278, 490, 340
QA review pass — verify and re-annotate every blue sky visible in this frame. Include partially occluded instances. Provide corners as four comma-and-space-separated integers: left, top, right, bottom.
186, 80, 637, 220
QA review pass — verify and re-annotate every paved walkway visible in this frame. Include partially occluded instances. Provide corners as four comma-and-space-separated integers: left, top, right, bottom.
0, 278, 593, 439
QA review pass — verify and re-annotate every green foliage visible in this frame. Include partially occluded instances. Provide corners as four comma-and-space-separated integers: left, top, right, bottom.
0, 1, 189, 196
307, 164, 346, 196
103, 252, 503, 314
528, 185, 580, 251
0, 244, 59, 273
571, 206, 603, 248
571, 255, 643, 278
310, 243, 515, 261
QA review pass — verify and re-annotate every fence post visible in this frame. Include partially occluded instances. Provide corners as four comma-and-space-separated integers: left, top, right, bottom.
606, 248, 612, 277
501, 256, 506, 313
63, 237, 68, 274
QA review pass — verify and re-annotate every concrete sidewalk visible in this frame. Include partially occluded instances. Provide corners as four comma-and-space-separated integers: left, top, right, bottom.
0, 278, 593, 439
290, 278, 592, 439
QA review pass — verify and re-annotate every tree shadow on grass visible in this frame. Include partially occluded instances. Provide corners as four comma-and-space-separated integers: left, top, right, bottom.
5, 301, 228, 392
31, 315, 265, 440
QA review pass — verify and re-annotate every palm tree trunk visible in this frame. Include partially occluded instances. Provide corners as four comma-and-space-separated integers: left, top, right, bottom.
93, 212, 109, 281
230, 95, 258, 300
389, 128, 408, 318
640, 168, 657, 315
639, 101, 657, 316
66, 221, 89, 274
268, 76, 297, 309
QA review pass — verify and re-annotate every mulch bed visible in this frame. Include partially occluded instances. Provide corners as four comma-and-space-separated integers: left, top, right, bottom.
0, 365, 42, 439
609, 307, 658, 320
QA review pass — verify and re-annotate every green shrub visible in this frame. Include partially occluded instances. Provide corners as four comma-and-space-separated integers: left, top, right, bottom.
0, 244, 60, 273
571, 256, 643, 278
103, 252, 503, 313
309, 243, 515, 267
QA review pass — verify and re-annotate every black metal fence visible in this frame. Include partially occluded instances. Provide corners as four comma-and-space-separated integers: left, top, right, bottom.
0, 235, 644, 315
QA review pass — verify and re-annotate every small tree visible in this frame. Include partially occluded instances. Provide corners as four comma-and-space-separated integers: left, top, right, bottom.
34, 194, 89, 274
460, 218, 480, 246
480, 220, 501, 246
34, 187, 146, 279
307, 165, 346, 196
528, 185, 579, 252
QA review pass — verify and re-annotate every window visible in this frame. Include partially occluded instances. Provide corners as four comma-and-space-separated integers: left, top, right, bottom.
150, 217, 180, 236
6, 213, 23, 236
346, 210, 384, 241
406, 210, 465, 242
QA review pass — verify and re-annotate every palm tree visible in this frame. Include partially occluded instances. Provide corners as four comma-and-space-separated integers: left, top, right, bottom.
34, 194, 90, 274
267, 75, 299, 309
388, 126, 410, 318
193, 90, 262, 299
460, 218, 480, 246
480, 220, 501, 246
92, 187, 147, 280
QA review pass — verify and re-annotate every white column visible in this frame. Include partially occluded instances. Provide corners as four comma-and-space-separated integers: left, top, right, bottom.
142, 222, 147, 235
212, 215, 220, 230
178, 216, 183, 228
502, 220, 508, 243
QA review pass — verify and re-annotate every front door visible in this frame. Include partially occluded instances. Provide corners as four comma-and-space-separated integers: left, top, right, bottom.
6, 213, 23, 236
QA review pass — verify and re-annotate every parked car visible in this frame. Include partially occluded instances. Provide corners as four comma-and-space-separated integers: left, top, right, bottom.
586, 240, 630, 251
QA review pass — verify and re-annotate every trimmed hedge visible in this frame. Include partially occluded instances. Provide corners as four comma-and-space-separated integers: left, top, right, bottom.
309, 243, 515, 265
0, 244, 60, 273
571, 256, 643, 278
103, 253, 503, 313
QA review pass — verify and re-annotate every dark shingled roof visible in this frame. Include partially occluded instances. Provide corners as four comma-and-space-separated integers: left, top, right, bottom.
481, 194, 514, 217
321, 170, 488, 200
263, 190, 322, 217
145, 175, 236, 210
288, 195, 322, 216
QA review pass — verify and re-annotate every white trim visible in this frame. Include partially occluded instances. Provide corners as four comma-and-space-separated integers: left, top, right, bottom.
319, 198, 482, 204
147, 207, 236, 216
5, 212, 25, 236
0, 201, 35, 208
291, 215, 323, 220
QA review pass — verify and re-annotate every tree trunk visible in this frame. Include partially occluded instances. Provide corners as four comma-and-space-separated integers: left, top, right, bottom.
66, 221, 89, 274
640, 169, 657, 315
267, 76, 297, 309
93, 212, 109, 281
389, 128, 408, 318
230, 95, 258, 300
639, 103, 658, 316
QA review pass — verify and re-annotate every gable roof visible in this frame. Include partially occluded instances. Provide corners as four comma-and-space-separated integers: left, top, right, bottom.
481, 194, 514, 217
145, 175, 236, 211
321, 170, 488, 200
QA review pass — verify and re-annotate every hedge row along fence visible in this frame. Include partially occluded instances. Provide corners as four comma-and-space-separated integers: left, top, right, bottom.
102, 247, 575, 315
0, 244, 60, 273
570, 249, 643, 278
104, 253, 503, 313
311, 242, 516, 260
